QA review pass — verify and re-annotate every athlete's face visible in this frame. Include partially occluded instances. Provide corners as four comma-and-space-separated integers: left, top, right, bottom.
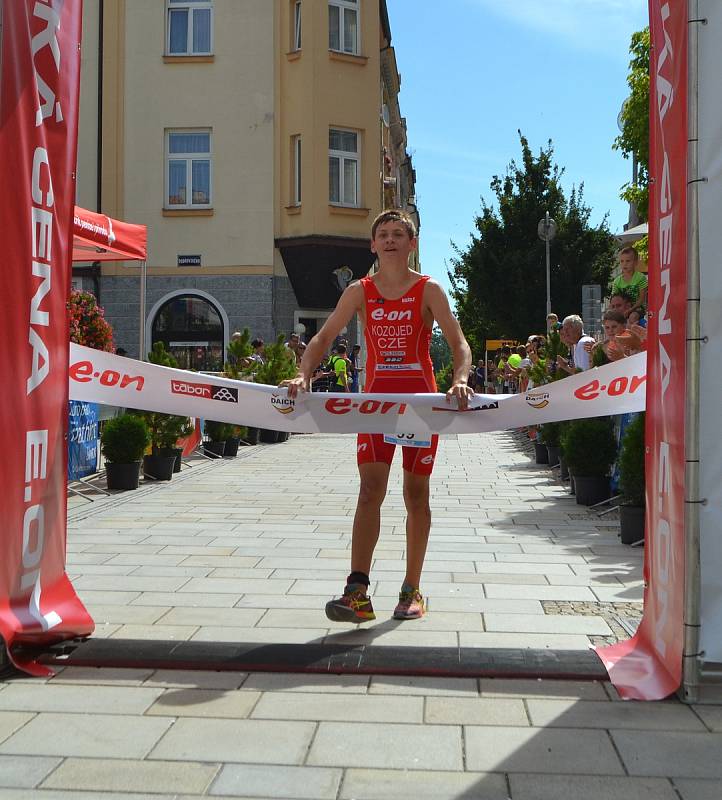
371, 221, 417, 261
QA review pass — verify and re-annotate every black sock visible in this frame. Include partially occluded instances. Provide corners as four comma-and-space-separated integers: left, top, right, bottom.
347, 571, 370, 589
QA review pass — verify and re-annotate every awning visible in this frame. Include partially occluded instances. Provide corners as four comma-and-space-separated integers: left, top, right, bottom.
72, 206, 147, 262
616, 222, 648, 243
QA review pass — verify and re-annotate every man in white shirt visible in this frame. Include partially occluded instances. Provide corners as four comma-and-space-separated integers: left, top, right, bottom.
557, 314, 595, 373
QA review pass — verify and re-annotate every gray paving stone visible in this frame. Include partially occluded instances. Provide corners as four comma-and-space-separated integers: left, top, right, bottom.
308, 722, 463, 770
691, 704, 722, 731
484, 612, 612, 635
157, 607, 266, 627
73, 575, 190, 592
252, 692, 422, 723
369, 676, 478, 696
191, 626, 328, 644
426, 696, 528, 726
0, 713, 34, 744
464, 726, 624, 774
509, 774, 678, 799
460, 631, 591, 650
84, 604, 171, 624
149, 718, 316, 764
0, 713, 172, 758
179, 578, 294, 594
527, 699, 706, 731
144, 670, 248, 690
0, 754, 61, 789
131, 592, 241, 607
241, 673, 369, 694
210, 763, 342, 799
674, 778, 722, 800
480, 679, 610, 700
0, 792, 176, 800
340, 768, 508, 800
50, 667, 154, 686
146, 688, 260, 718
0, 683, 163, 715
110, 623, 199, 640
612, 730, 722, 777
484, 584, 597, 600
41, 757, 219, 794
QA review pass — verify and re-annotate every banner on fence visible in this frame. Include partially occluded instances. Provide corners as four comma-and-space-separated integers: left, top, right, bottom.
0, 1, 94, 673
70, 344, 647, 435
67, 402, 99, 480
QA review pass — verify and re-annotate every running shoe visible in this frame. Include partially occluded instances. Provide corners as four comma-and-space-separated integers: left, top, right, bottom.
393, 584, 426, 620
325, 583, 376, 623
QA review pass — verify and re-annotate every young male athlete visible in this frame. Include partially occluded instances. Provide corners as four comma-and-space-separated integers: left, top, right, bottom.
282, 210, 472, 622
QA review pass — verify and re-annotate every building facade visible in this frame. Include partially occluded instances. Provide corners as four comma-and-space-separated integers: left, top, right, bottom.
75, 0, 418, 367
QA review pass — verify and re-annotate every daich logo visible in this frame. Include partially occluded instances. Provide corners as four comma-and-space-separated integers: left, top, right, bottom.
525, 390, 550, 410
271, 394, 295, 414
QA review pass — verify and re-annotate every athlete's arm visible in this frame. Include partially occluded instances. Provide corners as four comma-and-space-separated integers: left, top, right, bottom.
280, 282, 363, 397
425, 281, 474, 410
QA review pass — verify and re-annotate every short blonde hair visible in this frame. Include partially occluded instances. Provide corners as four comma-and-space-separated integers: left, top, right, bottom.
371, 209, 417, 240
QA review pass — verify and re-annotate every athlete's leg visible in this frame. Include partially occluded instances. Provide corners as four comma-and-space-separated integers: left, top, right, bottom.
351, 461, 391, 577
401, 469, 432, 588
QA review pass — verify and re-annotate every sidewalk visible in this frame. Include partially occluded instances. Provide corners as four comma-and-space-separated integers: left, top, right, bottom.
1, 431, 719, 799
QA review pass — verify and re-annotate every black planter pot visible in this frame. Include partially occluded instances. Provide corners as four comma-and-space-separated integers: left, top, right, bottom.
573, 475, 610, 506
620, 505, 646, 545
559, 457, 569, 480
534, 442, 549, 464
143, 453, 176, 481
244, 427, 261, 445
277, 431, 290, 443
159, 447, 183, 473
260, 429, 280, 444
204, 441, 226, 457
224, 437, 240, 457
546, 445, 560, 467
106, 461, 141, 490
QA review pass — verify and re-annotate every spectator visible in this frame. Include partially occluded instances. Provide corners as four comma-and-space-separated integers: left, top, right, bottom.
612, 246, 648, 317
285, 333, 302, 364
589, 309, 626, 364
546, 313, 562, 333
608, 290, 634, 319
249, 338, 265, 365
558, 314, 595, 373
496, 346, 511, 393
115, 347, 127, 357
472, 358, 487, 393
329, 343, 350, 392
350, 344, 363, 392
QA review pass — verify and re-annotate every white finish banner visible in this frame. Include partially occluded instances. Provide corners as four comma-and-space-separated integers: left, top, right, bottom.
696, 0, 722, 664
69, 344, 646, 435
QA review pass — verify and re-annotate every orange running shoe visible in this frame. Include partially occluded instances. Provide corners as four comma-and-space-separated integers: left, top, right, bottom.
393, 584, 426, 620
325, 583, 376, 623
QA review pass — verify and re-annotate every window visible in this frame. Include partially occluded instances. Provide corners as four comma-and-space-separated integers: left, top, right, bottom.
166, 130, 212, 208
292, 135, 302, 205
167, 0, 213, 56
329, 129, 359, 206
329, 0, 359, 55
293, 1, 302, 51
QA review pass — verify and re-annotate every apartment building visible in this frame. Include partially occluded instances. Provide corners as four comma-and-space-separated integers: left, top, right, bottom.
74, 0, 418, 367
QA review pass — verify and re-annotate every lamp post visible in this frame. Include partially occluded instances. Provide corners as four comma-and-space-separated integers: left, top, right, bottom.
537, 211, 557, 322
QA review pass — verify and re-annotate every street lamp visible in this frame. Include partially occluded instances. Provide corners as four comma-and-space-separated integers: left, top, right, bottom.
537, 211, 557, 322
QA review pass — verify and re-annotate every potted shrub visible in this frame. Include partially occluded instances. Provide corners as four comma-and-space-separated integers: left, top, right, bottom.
224, 425, 248, 458
101, 414, 150, 490
225, 329, 262, 445
618, 412, 646, 545
533, 433, 549, 465
204, 420, 234, 457
253, 334, 297, 443
540, 421, 563, 467
561, 417, 617, 505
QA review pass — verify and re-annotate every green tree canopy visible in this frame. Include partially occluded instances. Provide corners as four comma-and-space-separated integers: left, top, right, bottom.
613, 27, 650, 222
448, 134, 617, 355
429, 325, 452, 372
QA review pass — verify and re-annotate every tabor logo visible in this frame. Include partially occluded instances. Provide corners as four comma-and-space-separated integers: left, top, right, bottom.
525, 391, 550, 409
271, 394, 295, 415
171, 380, 238, 403
431, 400, 499, 413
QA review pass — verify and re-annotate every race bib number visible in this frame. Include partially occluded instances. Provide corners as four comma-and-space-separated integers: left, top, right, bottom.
383, 433, 432, 448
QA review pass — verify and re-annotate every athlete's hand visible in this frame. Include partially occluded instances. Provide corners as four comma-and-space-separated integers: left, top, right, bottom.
446, 380, 474, 411
279, 374, 310, 398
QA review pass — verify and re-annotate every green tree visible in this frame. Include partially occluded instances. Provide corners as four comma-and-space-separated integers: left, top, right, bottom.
613, 27, 650, 222
449, 134, 616, 352
429, 326, 452, 372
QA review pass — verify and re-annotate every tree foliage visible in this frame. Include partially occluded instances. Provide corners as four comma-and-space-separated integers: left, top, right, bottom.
448, 134, 617, 354
613, 27, 650, 221
429, 326, 452, 372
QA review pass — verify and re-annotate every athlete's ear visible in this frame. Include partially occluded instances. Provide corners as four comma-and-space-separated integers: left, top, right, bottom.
370, 240, 377, 255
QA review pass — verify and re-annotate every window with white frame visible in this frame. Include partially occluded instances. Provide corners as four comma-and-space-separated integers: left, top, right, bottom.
329, 129, 359, 206
167, 0, 213, 56
292, 135, 302, 205
293, 1, 302, 51
166, 130, 212, 208
329, 0, 359, 55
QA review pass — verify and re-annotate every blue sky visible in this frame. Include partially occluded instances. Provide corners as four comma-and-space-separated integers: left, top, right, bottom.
386, 0, 649, 291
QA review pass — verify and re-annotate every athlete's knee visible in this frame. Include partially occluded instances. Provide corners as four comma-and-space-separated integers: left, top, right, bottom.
403, 481, 430, 514
358, 479, 387, 507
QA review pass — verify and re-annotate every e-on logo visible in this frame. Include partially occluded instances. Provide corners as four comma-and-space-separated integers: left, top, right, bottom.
271, 394, 295, 415
525, 391, 550, 409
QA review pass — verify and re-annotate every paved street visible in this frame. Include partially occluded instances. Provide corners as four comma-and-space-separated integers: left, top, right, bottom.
1, 431, 720, 799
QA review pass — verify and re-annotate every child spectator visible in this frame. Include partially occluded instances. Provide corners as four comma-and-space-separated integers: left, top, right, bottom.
611, 247, 648, 317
